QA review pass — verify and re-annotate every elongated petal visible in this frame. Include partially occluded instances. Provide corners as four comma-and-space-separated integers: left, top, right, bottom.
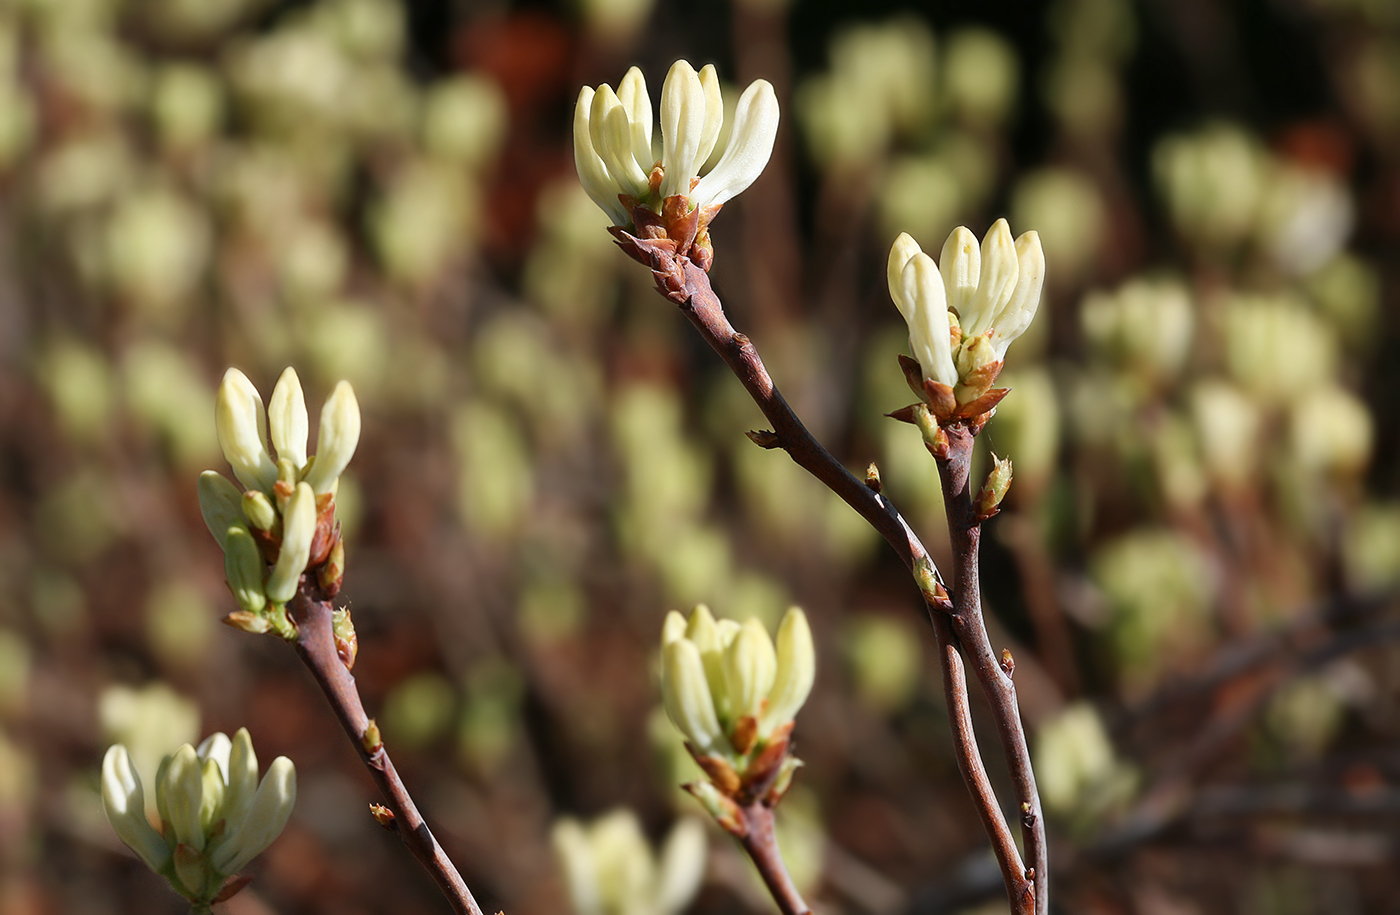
689, 79, 779, 209
590, 84, 650, 195
660, 60, 705, 199
303, 381, 361, 495
211, 756, 296, 875
197, 471, 243, 551
655, 817, 707, 913
963, 218, 1020, 337
616, 67, 654, 173
196, 732, 232, 778
761, 608, 816, 734
574, 87, 629, 225
552, 819, 602, 915
684, 605, 730, 723
266, 482, 315, 602
991, 231, 1046, 359
268, 367, 309, 470
902, 254, 958, 387
693, 64, 724, 172
723, 619, 777, 722
887, 233, 924, 324
661, 610, 688, 646
939, 226, 981, 323
661, 639, 725, 754
162, 744, 206, 851
199, 756, 226, 834
102, 745, 172, 873
216, 369, 277, 492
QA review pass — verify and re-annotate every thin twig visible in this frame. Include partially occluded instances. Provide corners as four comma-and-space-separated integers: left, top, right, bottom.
935, 425, 1046, 915
737, 801, 813, 915
654, 258, 1038, 914
288, 585, 487, 915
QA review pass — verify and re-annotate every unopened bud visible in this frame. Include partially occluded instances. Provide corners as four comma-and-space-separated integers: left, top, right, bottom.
241, 490, 278, 534
865, 462, 882, 493
266, 483, 315, 603
216, 369, 277, 492
369, 803, 396, 829
333, 604, 357, 669
303, 381, 361, 495
319, 538, 346, 598
976, 454, 1013, 519
267, 367, 309, 469
760, 607, 815, 737
361, 719, 381, 753
723, 619, 777, 726
661, 639, 726, 755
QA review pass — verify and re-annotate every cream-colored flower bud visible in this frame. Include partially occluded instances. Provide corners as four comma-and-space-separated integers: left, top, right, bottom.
574, 86, 630, 226
939, 226, 981, 319
961, 219, 1021, 339
241, 489, 278, 533
575, 61, 779, 227
689, 77, 778, 210
990, 230, 1045, 359
661, 609, 688, 645
661, 638, 725, 754
723, 619, 777, 723
216, 368, 277, 492
197, 471, 243, 551
686, 605, 731, 723
888, 235, 958, 387
101, 744, 172, 872
660, 60, 706, 200
160, 744, 206, 851
210, 755, 296, 875
303, 381, 360, 495
268, 366, 309, 470
266, 482, 315, 603
655, 817, 707, 913
760, 607, 815, 733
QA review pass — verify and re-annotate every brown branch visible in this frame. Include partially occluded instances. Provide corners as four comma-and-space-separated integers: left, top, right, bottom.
651, 257, 1038, 914
736, 801, 812, 915
288, 584, 487, 915
936, 424, 1046, 915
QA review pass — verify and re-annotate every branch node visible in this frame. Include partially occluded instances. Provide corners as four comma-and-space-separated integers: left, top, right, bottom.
745, 429, 781, 449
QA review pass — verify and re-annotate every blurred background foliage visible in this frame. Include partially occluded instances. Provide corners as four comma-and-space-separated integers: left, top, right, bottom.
1, 0, 1399, 912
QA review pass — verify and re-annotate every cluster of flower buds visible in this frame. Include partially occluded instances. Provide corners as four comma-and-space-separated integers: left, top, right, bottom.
574, 60, 779, 271
888, 220, 1045, 425
552, 811, 707, 915
198, 367, 359, 641
101, 730, 296, 908
659, 605, 815, 829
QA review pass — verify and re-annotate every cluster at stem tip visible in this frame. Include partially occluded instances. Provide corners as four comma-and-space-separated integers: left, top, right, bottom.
889, 220, 1045, 425
198, 367, 359, 649
659, 605, 815, 832
101, 730, 295, 907
574, 60, 780, 271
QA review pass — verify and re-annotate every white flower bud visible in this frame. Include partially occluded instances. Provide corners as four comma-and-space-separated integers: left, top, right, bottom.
210, 755, 296, 875
303, 381, 360, 495
723, 619, 777, 723
101, 745, 172, 873
761, 607, 816, 734
268, 366, 309, 470
216, 369, 277, 492
661, 638, 726, 754
266, 482, 315, 603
